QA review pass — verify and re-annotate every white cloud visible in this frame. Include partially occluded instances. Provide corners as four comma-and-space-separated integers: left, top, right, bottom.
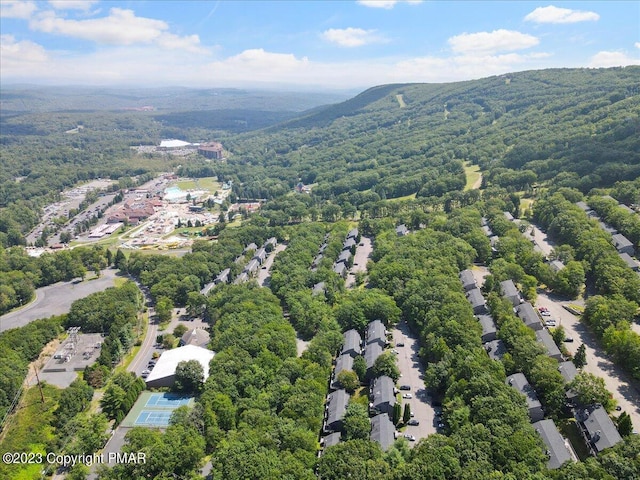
322, 27, 384, 47
0, 0, 37, 19
635, 42, 640, 49
48, 0, 98, 10
588, 51, 640, 68
525, 5, 599, 24
449, 30, 539, 55
357, 1, 422, 9
0, 34, 48, 68
27, 7, 208, 53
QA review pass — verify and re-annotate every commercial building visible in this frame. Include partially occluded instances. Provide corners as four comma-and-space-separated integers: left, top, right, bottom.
144, 345, 215, 388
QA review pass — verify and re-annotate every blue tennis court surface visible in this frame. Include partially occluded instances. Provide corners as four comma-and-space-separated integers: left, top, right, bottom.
134, 410, 173, 426
145, 393, 192, 408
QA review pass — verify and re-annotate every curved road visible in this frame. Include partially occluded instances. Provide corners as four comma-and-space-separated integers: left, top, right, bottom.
0, 269, 119, 332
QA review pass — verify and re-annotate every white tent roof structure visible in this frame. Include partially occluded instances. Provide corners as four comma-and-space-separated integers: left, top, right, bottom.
160, 139, 192, 148
145, 345, 215, 385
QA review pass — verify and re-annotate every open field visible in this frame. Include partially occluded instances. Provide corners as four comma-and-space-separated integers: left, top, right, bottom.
463, 162, 482, 191
395, 94, 406, 108
175, 176, 220, 192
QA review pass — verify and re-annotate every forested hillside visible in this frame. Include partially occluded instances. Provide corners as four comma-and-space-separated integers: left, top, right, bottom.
183, 67, 640, 203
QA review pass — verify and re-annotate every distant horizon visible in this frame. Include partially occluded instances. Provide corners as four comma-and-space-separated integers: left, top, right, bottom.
1, 1, 638, 90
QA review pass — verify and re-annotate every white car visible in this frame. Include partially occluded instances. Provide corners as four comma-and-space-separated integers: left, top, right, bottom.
141, 369, 151, 378
544, 319, 557, 327
402, 393, 412, 399
541, 311, 551, 317
403, 434, 416, 441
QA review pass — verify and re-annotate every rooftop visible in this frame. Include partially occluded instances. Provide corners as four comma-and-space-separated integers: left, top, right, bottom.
145, 345, 215, 385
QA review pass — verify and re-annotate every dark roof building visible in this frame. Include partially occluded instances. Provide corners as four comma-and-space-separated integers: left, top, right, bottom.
503, 211, 515, 222
244, 258, 260, 274
532, 419, 573, 469
459, 269, 477, 292
619, 252, 640, 271
342, 329, 363, 357
312, 281, 326, 296
366, 320, 387, 347
343, 238, 357, 250
333, 262, 347, 278
324, 389, 350, 433
337, 250, 352, 264
500, 279, 521, 307
253, 247, 267, 264
321, 432, 341, 451
265, 237, 278, 248
549, 260, 565, 273
482, 225, 494, 237
331, 354, 355, 390
347, 228, 359, 240
233, 272, 249, 284
517, 302, 543, 331
396, 224, 409, 236
215, 267, 231, 285
484, 339, 507, 361
612, 233, 635, 256
557, 361, 578, 383
364, 342, 384, 375
244, 242, 258, 253
536, 329, 564, 362
370, 375, 396, 416
598, 221, 618, 235
506, 373, 544, 422
575, 405, 623, 455
370, 414, 395, 451
477, 314, 497, 343
466, 287, 488, 314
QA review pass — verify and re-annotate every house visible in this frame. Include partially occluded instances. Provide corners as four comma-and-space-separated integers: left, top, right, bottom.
265, 237, 278, 248
337, 250, 352, 264
618, 252, 640, 271
311, 254, 323, 270
370, 414, 395, 451
575, 405, 622, 455
370, 375, 395, 416
318, 243, 328, 253
535, 329, 564, 362
396, 224, 409, 236
342, 329, 363, 357
532, 419, 573, 469
312, 282, 326, 296
179, 328, 210, 348
320, 432, 341, 452
482, 225, 494, 237
366, 320, 387, 347
343, 238, 357, 250
477, 314, 497, 343
459, 269, 477, 292
324, 389, 350, 433
233, 272, 248, 284
503, 211, 515, 222
506, 373, 544, 422
517, 302, 543, 331
557, 361, 579, 401
598, 221, 618, 235
253, 247, 267, 264
333, 262, 347, 278
484, 339, 507, 361
500, 279, 521, 307
244, 242, 258, 253
331, 354, 355, 390
549, 260, 565, 273
347, 228, 359, 240
214, 268, 231, 285
466, 288, 487, 314
244, 258, 260, 274
364, 342, 384, 377
481, 216, 489, 226
619, 203, 635, 214
576, 201, 590, 212
612, 233, 635, 256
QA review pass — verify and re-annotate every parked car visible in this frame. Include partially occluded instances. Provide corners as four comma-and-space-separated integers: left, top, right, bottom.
141, 369, 151, 378
403, 434, 416, 441
402, 393, 413, 399
564, 337, 574, 343
541, 311, 552, 317
396, 342, 405, 347
544, 319, 557, 327
407, 419, 419, 426
399, 385, 411, 391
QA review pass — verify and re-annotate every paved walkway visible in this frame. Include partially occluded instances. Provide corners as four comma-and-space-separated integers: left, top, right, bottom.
346, 236, 372, 288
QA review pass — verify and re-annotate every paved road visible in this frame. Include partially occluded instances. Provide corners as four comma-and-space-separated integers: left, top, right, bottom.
258, 244, 287, 287
536, 291, 640, 429
0, 269, 119, 332
392, 321, 437, 442
346, 236, 372, 287
528, 224, 555, 257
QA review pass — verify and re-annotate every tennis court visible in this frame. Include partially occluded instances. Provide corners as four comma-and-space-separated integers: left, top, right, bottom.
134, 410, 173, 427
121, 391, 195, 428
145, 392, 192, 408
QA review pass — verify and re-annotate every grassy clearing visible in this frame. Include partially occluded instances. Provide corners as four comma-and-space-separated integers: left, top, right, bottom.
175, 176, 220, 193
557, 418, 590, 461
395, 94, 406, 108
0, 384, 61, 480
463, 162, 482, 191
388, 193, 417, 202
520, 197, 534, 215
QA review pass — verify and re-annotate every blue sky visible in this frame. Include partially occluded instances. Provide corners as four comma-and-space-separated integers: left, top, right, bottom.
1, 0, 638, 90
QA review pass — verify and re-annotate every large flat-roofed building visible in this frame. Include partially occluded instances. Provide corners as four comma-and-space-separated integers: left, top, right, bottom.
145, 345, 215, 388
197, 142, 223, 159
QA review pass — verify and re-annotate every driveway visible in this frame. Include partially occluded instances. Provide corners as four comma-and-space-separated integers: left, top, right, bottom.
536, 291, 640, 429
258, 243, 287, 287
0, 269, 119, 332
392, 321, 437, 442
346, 236, 372, 288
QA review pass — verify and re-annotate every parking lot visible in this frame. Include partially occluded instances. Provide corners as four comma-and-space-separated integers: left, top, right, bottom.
392, 320, 437, 442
